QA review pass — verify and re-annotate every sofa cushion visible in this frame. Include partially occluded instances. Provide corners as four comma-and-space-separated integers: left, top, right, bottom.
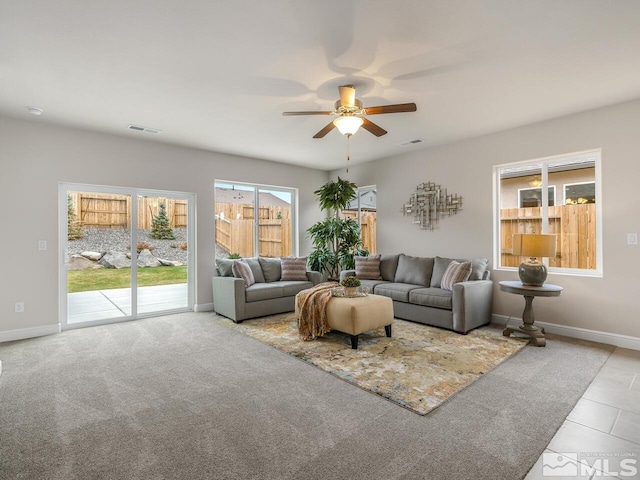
380, 254, 401, 281
280, 256, 308, 281
409, 287, 453, 310
394, 254, 434, 286
245, 283, 284, 302
244, 257, 266, 283
441, 261, 472, 291
279, 281, 314, 297
232, 260, 255, 287
216, 258, 235, 277
259, 257, 282, 282
358, 279, 388, 291
355, 254, 382, 280
374, 283, 420, 303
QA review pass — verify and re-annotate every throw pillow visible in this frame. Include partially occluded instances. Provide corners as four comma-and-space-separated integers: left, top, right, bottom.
355, 254, 382, 280
232, 259, 255, 287
280, 256, 308, 281
215, 258, 235, 277
244, 257, 266, 283
258, 257, 282, 282
394, 254, 434, 286
440, 261, 472, 291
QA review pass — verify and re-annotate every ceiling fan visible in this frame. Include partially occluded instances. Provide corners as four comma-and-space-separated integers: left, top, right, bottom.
282, 85, 417, 138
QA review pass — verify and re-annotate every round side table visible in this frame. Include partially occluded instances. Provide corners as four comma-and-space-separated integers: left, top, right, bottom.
499, 280, 563, 347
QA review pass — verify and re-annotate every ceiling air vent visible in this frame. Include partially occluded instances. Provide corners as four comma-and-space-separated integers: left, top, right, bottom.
128, 124, 162, 134
399, 139, 424, 146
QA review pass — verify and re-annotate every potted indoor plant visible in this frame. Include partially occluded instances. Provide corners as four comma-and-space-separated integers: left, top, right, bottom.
340, 275, 361, 296
307, 177, 368, 280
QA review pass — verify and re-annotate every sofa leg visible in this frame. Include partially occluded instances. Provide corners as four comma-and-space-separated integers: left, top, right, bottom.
385, 325, 392, 337
233, 319, 243, 324
350, 335, 359, 349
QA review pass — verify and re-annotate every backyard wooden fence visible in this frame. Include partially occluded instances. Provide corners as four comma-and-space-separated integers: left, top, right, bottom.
214, 203, 293, 258
69, 192, 188, 229
215, 218, 292, 258
501, 204, 596, 269
342, 211, 377, 254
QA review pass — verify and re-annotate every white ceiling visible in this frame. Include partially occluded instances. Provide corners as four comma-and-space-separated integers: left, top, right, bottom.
2, 1, 640, 171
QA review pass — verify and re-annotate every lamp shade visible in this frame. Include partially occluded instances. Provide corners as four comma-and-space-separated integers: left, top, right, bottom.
333, 116, 363, 136
512, 234, 557, 258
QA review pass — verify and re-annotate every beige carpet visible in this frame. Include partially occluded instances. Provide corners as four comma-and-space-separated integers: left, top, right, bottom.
222, 313, 528, 415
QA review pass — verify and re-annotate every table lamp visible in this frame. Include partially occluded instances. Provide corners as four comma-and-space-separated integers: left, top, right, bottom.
512, 233, 557, 286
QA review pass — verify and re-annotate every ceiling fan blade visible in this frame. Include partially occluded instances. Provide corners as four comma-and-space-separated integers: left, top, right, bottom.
361, 118, 387, 137
364, 103, 417, 115
313, 122, 336, 138
282, 111, 333, 116
338, 85, 356, 107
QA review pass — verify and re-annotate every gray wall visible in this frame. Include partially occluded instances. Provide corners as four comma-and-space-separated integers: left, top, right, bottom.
0, 116, 327, 335
332, 98, 640, 340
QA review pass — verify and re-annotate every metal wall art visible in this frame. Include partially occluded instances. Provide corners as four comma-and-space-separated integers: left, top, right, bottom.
403, 181, 462, 230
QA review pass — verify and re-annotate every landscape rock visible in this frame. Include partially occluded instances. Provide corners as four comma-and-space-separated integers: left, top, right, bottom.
68, 254, 104, 271
80, 251, 103, 261
138, 249, 161, 267
158, 258, 183, 267
99, 251, 131, 269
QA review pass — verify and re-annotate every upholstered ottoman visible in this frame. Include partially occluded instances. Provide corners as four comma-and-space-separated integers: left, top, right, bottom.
296, 293, 394, 349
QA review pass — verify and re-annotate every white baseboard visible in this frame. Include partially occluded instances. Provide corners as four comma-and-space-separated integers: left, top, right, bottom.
0, 323, 61, 344
492, 314, 640, 351
194, 303, 214, 312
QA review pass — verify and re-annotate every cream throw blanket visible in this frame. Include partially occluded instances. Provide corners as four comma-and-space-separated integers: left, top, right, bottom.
296, 282, 339, 341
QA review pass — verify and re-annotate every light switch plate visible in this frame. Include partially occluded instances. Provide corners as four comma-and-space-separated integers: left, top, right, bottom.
38, 240, 47, 251
628, 233, 638, 245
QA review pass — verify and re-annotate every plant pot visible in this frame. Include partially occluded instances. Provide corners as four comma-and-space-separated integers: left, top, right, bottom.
344, 286, 359, 297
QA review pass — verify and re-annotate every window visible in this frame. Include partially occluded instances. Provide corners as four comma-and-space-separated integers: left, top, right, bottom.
342, 185, 377, 254
518, 186, 555, 207
214, 181, 297, 258
495, 150, 602, 275
564, 181, 595, 204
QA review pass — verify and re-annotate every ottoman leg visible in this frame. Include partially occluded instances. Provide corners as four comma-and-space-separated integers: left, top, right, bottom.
385, 325, 392, 337
350, 335, 359, 350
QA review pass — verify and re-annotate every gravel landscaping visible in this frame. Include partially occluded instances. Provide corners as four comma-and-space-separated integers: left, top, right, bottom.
68, 228, 188, 263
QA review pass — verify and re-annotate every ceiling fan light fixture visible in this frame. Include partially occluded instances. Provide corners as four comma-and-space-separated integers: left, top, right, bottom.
333, 116, 363, 136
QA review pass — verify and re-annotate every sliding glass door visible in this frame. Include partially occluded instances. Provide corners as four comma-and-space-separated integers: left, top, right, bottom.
60, 183, 194, 329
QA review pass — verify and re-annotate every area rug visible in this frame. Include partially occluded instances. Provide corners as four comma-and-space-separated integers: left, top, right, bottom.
221, 313, 528, 415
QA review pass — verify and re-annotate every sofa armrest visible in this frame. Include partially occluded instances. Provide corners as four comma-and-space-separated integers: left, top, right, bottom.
306, 271, 322, 285
212, 276, 246, 322
452, 280, 494, 333
339, 269, 356, 282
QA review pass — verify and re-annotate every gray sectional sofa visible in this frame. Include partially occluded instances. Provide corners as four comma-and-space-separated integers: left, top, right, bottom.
340, 254, 493, 334
212, 257, 321, 323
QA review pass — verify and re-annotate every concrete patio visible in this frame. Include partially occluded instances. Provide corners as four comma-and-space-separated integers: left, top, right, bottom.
67, 283, 188, 324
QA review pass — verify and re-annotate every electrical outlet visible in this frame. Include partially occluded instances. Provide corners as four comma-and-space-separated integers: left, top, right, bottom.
38, 240, 47, 251
15, 302, 24, 313
628, 233, 638, 245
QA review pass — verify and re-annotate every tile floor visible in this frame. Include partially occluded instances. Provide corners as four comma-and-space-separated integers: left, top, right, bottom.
525, 347, 640, 479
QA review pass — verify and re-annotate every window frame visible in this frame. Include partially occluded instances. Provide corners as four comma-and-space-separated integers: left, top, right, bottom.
214, 180, 298, 257
493, 149, 603, 277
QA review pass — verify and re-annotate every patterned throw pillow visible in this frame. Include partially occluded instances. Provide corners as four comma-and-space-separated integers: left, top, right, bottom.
440, 261, 472, 291
232, 259, 255, 287
355, 254, 382, 280
280, 256, 308, 281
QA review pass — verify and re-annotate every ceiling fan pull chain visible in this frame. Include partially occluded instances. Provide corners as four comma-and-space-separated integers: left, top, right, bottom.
346, 134, 351, 173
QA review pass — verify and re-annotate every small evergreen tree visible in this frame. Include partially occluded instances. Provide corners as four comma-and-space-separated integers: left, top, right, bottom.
67, 195, 84, 240
150, 202, 175, 239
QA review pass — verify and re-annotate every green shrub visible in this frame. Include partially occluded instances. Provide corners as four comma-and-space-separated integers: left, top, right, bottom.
67, 195, 84, 240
